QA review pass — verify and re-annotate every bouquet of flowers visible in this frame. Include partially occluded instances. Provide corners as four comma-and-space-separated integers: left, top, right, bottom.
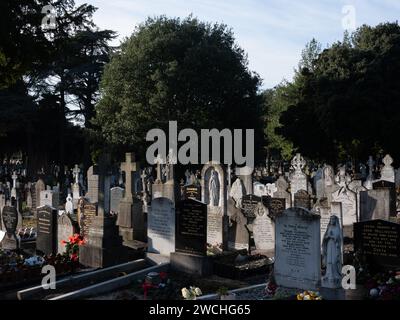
296, 290, 322, 300
141, 271, 169, 299
181, 286, 203, 300
60, 234, 85, 262
365, 271, 400, 300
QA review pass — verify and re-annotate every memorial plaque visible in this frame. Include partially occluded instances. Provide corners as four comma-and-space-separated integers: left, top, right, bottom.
36, 206, 57, 255
373, 180, 397, 217
176, 199, 207, 255
354, 219, 400, 271
294, 190, 311, 209
2, 205, 18, 234
147, 197, 175, 256
275, 207, 321, 290
183, 184, 201, 201
241, 194, 261, 219
80, 203, 97, 240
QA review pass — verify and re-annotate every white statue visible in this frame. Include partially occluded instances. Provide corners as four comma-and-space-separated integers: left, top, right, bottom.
209, 169, 219, 206
322, 215, 342, 288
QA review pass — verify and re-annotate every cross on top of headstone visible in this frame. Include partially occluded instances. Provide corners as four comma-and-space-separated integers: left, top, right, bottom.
72, 164, 80, 184
120, 152, 138, 201
291, 153, 306, 173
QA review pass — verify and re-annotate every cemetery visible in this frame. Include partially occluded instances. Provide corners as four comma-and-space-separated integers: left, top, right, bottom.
0, 151, 399, 300
1, 0, 400, 304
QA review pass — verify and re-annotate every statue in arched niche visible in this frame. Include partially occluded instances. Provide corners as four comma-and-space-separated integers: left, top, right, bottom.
209, 169, 219, 206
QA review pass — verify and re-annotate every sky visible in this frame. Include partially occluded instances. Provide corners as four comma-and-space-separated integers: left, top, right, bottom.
75, 0, 400, 89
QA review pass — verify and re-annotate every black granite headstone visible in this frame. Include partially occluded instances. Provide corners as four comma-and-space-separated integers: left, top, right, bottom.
176, 199, 207, 255
36, 205, 58, 255
183, 184, 201, 201
354, 219, 400, 271
241, 194, 261, 220
266, 197, 286, 220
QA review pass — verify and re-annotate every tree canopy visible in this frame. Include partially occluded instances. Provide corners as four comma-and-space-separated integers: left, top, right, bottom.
94, 16, 264, 160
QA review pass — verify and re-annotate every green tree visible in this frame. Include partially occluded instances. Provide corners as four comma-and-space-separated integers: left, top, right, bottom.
279, 22, 400, 164
94, 16, 264, 161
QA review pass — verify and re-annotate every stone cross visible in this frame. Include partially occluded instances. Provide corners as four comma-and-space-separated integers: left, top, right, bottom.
72, 165, 80, 184
291, 153, 306, 174
120, 152, 137, 201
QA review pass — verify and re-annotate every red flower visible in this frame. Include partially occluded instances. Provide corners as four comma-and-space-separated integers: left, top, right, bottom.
60, 240, 67, 245
71, 253, 78, 262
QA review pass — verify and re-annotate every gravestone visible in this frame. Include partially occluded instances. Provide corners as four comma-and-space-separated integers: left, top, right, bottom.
227, 198, 249, 251
360, 189, 390, 221
86, 166, 99, 203
289, 153, 308, 201
80, 202, 97, 240
57, 213, 74, 254
147, 197, 175, 256
40, 188, 59, 208
235, 166, 253, 195
273, 176, 291, 209
354, 219, 400, 271
183, 184, 201, 201
36, 205, 58, 255
373, 180, 396, 217
252, 203, 274, 251
175, 199, 207, 255
331, 186, 357, 226
201, 162, 227, 249
79, 154, 125, 268
35, 178, 45, 210
172, 199, 212, 276
241, 194, 261, 220
275, 207, 321, 290
265, 197, 286, 219
293, 190, 311, 209
1, 206, 19, 249
117, 153, 146, 242
110, 186, 124, 213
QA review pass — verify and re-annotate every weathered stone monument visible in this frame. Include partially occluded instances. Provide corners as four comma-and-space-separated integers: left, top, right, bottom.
147, 197, 175, 256
201, 161, 228, 249
275, 207, 321, 290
